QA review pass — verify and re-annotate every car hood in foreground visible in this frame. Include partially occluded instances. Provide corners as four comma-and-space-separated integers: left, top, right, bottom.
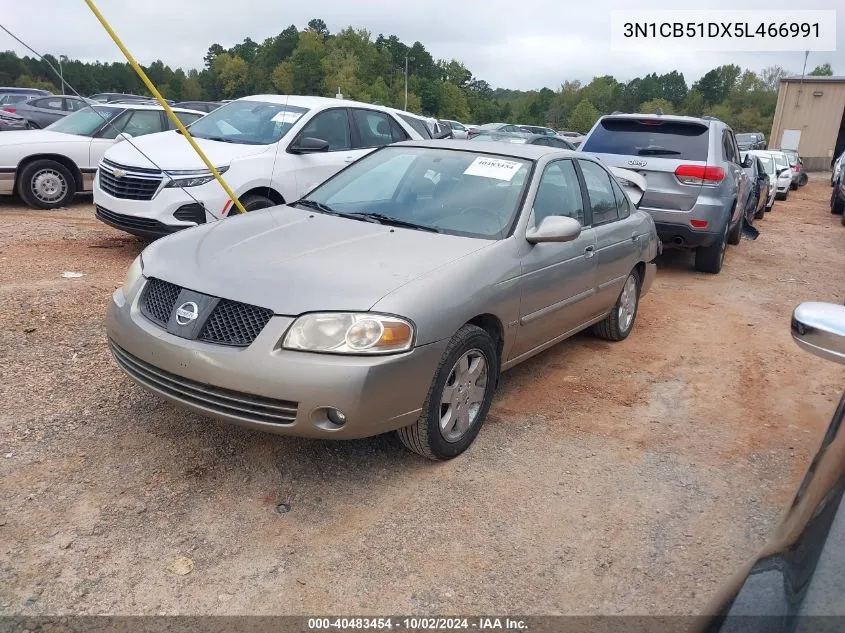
102, 130, 271, 170
141, 205, 492, 315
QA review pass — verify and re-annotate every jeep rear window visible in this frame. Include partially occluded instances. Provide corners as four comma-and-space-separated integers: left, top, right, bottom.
582, 118, 709, 161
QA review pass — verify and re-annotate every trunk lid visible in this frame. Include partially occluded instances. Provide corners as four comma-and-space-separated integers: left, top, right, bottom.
581, 117, 711, 212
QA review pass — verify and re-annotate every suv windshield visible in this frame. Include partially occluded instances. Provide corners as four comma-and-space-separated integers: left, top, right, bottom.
186, 100, 308, 145
302, 146, 532, 239
45, 105, 123, 136
736, 134, 754, 143
582, 118, 710, 161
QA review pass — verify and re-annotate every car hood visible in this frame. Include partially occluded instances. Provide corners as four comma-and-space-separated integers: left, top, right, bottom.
0, 130, 88, 147
102, 130, 271, 170
141, 205, 492, 315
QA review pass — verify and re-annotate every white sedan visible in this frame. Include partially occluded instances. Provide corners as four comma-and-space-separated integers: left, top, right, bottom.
0, 103, 204, 209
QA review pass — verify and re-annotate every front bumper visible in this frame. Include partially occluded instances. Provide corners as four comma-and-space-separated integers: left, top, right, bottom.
106, 282, 447, 439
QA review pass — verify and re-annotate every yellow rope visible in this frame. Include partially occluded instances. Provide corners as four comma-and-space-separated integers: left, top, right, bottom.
82, 0, 246, 214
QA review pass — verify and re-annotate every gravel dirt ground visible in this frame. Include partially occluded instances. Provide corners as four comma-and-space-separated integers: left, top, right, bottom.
1, 177, 844, 616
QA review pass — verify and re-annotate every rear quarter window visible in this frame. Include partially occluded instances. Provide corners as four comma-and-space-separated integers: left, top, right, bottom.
399, 114, 432, 139
582, 118, 709, 161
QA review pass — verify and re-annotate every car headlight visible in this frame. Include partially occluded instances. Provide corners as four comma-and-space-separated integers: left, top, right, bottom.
122, 254, 144, 295
164, 166, 229, 188
282, 313, 414, 355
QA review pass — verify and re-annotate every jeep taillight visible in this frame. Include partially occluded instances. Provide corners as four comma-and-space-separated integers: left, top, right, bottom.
674, 165, 725, 186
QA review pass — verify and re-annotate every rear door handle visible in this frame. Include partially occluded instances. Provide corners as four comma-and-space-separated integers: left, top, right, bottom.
344, 156, 355, 163
631, 232, 639, 242
584, 245, 595, 258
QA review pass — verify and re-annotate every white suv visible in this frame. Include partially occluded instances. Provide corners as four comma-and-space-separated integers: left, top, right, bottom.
94, 95, 427, 238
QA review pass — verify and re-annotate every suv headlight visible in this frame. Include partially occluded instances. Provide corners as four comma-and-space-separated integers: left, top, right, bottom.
282, 313, 414, 355
164, 166, 229, 188
122, 254, 144, 295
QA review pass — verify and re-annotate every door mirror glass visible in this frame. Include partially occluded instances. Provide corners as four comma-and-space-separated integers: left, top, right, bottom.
777, 167, 788, 176
114, 132, 133, 142
741, 155, 753, 168
290, 136, 330, 154
791, 302, 845, 365
526, 215, 582, 244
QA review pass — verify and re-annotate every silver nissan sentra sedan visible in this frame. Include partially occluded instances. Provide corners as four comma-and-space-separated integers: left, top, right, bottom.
107, 140, 659, 460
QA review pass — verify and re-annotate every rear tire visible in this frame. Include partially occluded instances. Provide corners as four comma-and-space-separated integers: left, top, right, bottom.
17, 159, 76, 209
798, 173, 808, 187
694, 220, 728, 274
727, 214, 743, 246
754, 203, 765, 220
591, 269, 641, 342
396, 325, 498, 461
831, 189, 845, 215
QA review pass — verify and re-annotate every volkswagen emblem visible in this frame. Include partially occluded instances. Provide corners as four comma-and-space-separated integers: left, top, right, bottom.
627, 159, 647, 167
111, 168, 126, 178
175, 301, 199, 325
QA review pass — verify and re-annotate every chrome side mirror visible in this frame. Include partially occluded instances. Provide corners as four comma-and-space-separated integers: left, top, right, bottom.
791, 302, 845, 364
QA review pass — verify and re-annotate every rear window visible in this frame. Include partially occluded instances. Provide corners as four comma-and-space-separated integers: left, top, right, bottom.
399, 114, 432, 139
582, 118, 710, 161
736, 134, 754, 143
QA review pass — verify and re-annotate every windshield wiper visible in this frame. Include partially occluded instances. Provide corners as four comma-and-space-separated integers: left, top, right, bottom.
357, 213, 440, 233
637, 147, 682, 156
293, 199, 380, 224
190, 134, 240, 144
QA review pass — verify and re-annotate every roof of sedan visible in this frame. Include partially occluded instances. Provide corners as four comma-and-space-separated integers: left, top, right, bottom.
391, 139, 582, 160
234, 94, 398, 111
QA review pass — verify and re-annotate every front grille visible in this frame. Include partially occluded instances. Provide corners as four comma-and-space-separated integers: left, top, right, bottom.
109, 340, 298, 425
99, 158, 163, 201
199, 300, 274, 347
173, 203, 206, 224
140, 278, 181, 326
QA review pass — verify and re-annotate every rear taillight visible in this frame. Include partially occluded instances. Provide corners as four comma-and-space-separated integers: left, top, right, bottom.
674, 165, 725, 185
2, 107, 16, 113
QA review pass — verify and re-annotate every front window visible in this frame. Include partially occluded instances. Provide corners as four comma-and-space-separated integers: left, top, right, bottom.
301, 147, 532, 239
186, 100, 308, 145
45, 105, 123, 137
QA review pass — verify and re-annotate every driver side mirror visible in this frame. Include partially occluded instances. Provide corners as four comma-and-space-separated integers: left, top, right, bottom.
526, 215, 582, 244
741, 155, 753, 168
777, 167, 788, 176
114, 132, 133, 143
792, 302, 845, 365
289, 136, 330, 154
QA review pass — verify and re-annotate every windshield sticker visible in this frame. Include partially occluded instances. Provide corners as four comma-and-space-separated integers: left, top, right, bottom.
463, 156, 521, 181
271, 110, 304, 124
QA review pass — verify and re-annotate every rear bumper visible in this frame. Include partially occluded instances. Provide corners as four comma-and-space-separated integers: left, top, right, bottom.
655, 222, 721, 248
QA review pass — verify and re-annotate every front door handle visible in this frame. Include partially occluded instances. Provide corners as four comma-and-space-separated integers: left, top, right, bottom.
631, 232, 639, 242
584, 245, 595, 258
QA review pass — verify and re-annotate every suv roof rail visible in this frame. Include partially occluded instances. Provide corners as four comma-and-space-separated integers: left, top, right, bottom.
701, 115, 721, 121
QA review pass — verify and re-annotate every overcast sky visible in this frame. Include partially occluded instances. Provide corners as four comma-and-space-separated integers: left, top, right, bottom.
1, 0, 842, 90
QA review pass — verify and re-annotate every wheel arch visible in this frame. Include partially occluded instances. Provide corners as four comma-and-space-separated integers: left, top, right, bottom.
16, 154, 83, 191
466, 313, 505, 376
240, 186, 285, 206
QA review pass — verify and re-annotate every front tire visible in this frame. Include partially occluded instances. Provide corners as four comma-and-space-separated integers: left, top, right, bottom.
592, 269, 641, 341
396, 325, 497, 461
831, 188, 845, 215
228, 193, 276, 216
17, 159, 76, 209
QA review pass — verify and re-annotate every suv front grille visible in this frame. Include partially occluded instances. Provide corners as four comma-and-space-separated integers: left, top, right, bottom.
99, 158, 163, 201
140, 278, 181, 326
199, 300, 274, 347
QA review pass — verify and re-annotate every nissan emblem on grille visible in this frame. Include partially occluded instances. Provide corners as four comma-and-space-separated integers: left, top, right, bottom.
175, 302, 199, 325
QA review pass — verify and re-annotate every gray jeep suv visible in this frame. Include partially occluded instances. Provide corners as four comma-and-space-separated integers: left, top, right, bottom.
580, 113, 748, 274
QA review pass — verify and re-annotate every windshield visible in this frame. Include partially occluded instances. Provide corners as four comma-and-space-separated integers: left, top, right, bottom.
478, 123, 504, 131
736, 134, 754, 143
185, 100, 308, 145
582, 118, 709, 160
301, 147, 532, 239
45, 105, 123, 136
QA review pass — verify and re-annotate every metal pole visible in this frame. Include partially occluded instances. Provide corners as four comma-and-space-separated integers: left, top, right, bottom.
404, 54, 408, 111
58, 57, 64, 95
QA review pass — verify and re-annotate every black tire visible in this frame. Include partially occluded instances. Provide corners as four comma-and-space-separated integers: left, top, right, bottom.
591, 268, 641, 342
17, 159, 76, 209
790, 181, 798, 191
26, 120, 40, 129
396, 324, 498, 461
831, 189, 845, 215
231, 193, 276, 215
798, 173, 808, 187
754, 203, 765, 220
727, 213, 743, 246
694, 219, 728, 274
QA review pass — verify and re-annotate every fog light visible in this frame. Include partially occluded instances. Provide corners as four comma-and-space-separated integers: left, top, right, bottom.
327, 408, 346, 426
